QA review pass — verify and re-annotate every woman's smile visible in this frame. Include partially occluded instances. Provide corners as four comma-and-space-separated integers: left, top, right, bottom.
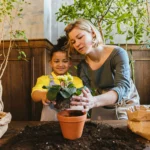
78, 47, 84, 51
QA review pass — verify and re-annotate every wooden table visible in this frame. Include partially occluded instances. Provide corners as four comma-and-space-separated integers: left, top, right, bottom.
0, 120, 150, 149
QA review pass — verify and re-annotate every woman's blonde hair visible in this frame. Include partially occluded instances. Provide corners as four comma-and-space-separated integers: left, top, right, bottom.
64, 19, 103, 53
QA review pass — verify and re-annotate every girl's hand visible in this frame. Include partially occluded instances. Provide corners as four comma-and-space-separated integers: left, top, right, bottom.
70, 87, 95, 112
42, 95, 50, 105
41, 93, 56, 105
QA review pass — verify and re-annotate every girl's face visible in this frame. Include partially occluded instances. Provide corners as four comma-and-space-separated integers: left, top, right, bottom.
50, 51, 71, 75
69, 27, 94, 55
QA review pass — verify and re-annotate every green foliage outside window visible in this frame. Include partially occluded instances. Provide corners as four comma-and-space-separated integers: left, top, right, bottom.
56, 0, 150, 44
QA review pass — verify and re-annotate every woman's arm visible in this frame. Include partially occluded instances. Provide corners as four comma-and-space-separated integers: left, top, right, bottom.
110, 47, 130, 102
71, 88, 118, 112
93, 90, 118, 107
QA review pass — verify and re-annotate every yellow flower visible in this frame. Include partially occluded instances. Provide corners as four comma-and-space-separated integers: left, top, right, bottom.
57, 74, 74, 88
63, 75, 68, 81
57, 75, 66, 81
67, 74, 73, 82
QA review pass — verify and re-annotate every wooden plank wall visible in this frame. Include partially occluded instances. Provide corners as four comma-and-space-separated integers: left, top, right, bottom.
0, 39, 53, 121
121, 44, 150, 105
132, 50, 150, 104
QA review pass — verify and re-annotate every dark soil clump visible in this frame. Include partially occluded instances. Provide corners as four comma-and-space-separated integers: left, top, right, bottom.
1, 121, 146, 150
63, 110, 84, 117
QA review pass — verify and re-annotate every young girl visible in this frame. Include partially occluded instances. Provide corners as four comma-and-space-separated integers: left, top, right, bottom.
64, 19, 140, 120
31, 36, 83, 121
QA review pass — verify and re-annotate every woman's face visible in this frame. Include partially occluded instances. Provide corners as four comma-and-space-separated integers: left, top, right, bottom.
68, 27, 94, 55
50, 51, 71, 75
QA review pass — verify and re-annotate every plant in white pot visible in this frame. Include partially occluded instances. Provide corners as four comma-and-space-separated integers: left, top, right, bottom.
0, 0, 29, 138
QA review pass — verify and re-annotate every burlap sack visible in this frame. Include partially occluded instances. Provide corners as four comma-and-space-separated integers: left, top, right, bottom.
0, 112, 12, 138
126, 105, 150, 140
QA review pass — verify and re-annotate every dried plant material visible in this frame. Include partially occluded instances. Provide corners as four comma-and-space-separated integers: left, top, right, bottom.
127, 105, 150, 140
0, 112, 6, 119
0, 112, 12, 126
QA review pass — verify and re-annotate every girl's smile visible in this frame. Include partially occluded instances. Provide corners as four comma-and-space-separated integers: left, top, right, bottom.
50, 52, 71, 75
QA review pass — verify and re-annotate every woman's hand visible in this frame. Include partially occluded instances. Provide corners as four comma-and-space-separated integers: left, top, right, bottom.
70, 87, 95, 112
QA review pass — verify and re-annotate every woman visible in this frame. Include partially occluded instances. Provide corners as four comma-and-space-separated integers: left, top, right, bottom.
64, 19, 140, 120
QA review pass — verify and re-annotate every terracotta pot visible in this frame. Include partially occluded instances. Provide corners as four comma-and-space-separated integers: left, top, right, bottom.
57, 110, 87, 140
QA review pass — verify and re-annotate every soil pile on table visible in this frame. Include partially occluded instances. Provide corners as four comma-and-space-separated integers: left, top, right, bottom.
1, 121, 146, 150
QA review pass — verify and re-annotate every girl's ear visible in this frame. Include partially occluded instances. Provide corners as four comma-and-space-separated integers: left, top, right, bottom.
69, 61, 72, 67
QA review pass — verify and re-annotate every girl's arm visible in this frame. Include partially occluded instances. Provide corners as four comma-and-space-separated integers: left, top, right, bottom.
32, 90, 50, 105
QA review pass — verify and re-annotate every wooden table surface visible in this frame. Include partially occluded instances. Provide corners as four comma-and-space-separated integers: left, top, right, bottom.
0, 120, 150, 149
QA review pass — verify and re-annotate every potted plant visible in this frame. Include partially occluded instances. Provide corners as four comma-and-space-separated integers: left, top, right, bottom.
57, 109, 87, 140
42, 74, 84, 110
0, 0, 29, 138
43, 74, 87, 140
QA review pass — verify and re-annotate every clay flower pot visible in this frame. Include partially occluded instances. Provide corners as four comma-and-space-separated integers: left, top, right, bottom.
57, 110, 87, 140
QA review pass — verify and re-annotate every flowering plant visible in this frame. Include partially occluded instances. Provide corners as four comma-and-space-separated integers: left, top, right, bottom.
42, 74, 83, 109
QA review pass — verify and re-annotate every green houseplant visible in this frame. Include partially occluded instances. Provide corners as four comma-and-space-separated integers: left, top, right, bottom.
43, 74, 84, 110
43, 74, 87, 140
56, 0, 150, 44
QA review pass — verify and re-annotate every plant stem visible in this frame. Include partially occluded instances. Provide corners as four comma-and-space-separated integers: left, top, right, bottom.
146, 0, 150, 25
0, 40, 12, 79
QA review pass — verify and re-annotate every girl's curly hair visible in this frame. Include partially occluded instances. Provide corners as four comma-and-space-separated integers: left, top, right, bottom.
50, 36, 70, 60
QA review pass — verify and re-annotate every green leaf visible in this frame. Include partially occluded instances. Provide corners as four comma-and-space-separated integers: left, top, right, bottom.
18, 56, 22, 60
117, 22, 122, 34
91, 88, 97, 96
75, 89, 82, 96
42, 85, 50, 90
67, 83, 74, 88
55, 0, 148, 44
19, 8, 23, 12
60, 87, 76, 98
60, 90, 71, 99
46, 85, 61, 101
20, 51, 26, 57
126, 36, 132, 41
74, 65, 77, 69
